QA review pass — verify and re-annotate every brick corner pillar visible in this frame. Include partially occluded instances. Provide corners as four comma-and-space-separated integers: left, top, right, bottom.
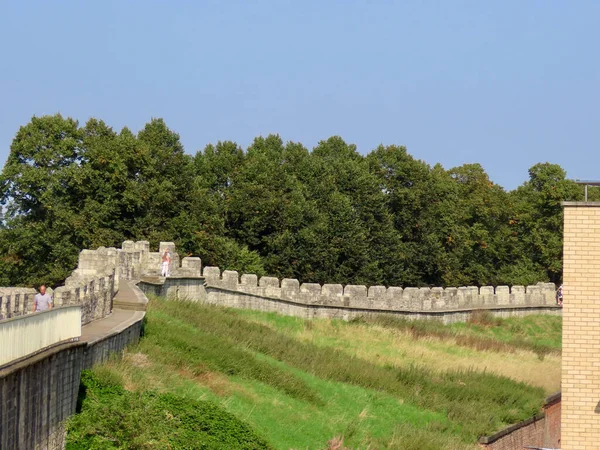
562, 201, 600, 449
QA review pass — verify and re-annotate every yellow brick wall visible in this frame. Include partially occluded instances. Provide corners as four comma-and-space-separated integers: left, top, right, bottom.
562, 203, 600, 449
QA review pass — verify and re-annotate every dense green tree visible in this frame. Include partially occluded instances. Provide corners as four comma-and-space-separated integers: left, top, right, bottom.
190, 141, 265, 273
304, 137, 405, 285
131, 118, 196, 246
226, 135, 318, 280
0, 115, 85, 285
76, 119, 129, 248
367, 145, 450, 285
0, 114, 583, 289
443, 164, 514, 285
510, 163, 581, 283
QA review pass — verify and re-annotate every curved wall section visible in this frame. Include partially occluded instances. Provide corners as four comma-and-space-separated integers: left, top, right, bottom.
0, 306, 81, 367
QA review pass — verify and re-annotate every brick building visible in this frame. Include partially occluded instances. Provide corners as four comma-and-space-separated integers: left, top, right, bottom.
561, 202, 600, 449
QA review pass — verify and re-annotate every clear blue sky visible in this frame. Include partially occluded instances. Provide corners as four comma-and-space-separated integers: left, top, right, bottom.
1, 1, 598, 190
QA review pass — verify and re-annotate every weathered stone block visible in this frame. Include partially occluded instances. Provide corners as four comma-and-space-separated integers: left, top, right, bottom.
0, 295, 6, 319
526, 285, 542, 304
300, 283, 321, 294
259, 277, 280, 288
419, 287, 432, 310
443, 287, 458, 309
300, 283, 321, 304
343, 285, 367, 298
511, 285, 526, 304
480, 286, 494, 295
466, 286, 479, 306
181, 257, 202, 276
403, 287, 420, 309
538, 282, 556, 304
496, 286, 510, 305
386, 287, 404, 309
368, 286, 387, 309
240, 274, 258, 288
203, 267, 221, 286
222, 271, 239, 290
281, 279, 300, 299
368, 286, 386, 298
259, 277, 280, 297
480, 286, 495, 306
431, 287, 445, 309
122, 240, 135, 251
146, 252, 162, 275
134, 241, 150, 253
322, 284, 343, 297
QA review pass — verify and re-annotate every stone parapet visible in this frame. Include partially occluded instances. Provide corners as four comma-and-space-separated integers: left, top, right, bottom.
69, 240, 205, 282
0, 287, 37, 320
199, 266, 557, 312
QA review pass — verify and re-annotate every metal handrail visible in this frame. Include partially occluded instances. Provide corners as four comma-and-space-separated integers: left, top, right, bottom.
574, 180, 600, 202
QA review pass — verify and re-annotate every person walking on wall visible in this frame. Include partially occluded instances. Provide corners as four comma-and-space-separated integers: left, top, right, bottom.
161, 249, 171, 277
32, 284, 53, 312
556, 284, 563, 307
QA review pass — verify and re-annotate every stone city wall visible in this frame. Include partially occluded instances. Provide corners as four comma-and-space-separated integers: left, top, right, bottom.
0, 240, 199, 324
4, 240, 562, 324
0, 341, 86, 450
0, 287, 37, 320
0, 306, 81, 367
69, 241, 562, 323
138, 264, 561, 324
202, 266, 558, 311
72, 240, 201, 282
0, 241, 152, 450
0, 273, 115, 325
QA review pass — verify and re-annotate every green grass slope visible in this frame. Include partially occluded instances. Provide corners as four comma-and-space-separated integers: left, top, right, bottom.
67, 299, 562, 449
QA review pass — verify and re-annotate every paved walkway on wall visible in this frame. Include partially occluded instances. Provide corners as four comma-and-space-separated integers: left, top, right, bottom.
81, 280, 147, 345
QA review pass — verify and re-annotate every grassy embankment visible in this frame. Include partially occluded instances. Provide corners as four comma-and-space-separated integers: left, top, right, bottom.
67, 299, 561, 450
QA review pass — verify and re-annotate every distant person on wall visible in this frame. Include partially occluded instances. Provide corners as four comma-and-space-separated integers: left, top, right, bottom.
556, 285, 563, 307
33, 285, 53, 312
161, 249, 171, 277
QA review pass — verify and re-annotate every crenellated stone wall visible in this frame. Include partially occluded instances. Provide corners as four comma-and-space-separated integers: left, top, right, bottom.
34, 240, 559, 325
0, 287, 37, 320
0, 241, 151, 450
135, 246, 561, 324
0, 273, 115, 325
200, 266, 557, 310
0, 240, 201, 323
73, 240, 199, 282
59, 272, 116, 325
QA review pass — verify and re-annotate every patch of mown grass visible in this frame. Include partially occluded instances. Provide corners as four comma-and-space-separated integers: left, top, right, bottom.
66, 370, 272, 450
148, 299, 546, 442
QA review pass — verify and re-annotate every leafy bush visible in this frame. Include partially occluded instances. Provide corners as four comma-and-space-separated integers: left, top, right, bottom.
66, 370, 273, 450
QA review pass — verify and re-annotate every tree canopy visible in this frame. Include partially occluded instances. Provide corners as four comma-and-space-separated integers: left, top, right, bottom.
0, 114, 585, 288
